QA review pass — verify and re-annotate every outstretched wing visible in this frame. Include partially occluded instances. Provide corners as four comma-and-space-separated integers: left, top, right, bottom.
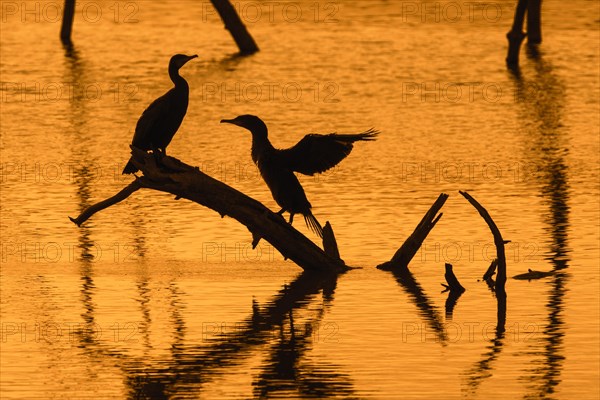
277, 128, 379, 175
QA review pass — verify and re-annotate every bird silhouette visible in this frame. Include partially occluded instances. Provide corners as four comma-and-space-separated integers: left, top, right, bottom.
123, 54, 197, 174
221, 115, 379, 237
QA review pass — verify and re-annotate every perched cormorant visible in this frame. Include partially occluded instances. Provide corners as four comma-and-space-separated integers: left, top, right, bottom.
122, 54, 198, 174
221, 115, 379, 237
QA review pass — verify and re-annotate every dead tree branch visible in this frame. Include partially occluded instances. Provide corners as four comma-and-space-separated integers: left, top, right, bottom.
69, 180, 142, 226
210, 0, 259, 54
69, 149, 345, 273
442, 263, 465, 293
60, 0, 76, 44
442, 263, 465, 319
459, 191, 507, 293
377, 193, 448, 272
322, 222, 342, 262
506, 0, 543, 67
483, 259, 498, 281
526, 0, 542, 45
459, 191, 507, 332
506, 0, 528, 67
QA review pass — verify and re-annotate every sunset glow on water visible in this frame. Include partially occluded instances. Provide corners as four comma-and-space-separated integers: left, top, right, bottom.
1, 1, 599, 398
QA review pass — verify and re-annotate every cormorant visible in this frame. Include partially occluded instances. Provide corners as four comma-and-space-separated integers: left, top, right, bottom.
122, 54, 198, 174
220, 115, 379, 237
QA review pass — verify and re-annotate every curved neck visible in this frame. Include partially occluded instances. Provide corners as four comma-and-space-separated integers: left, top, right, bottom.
169, 66, 188, 88
250, 126, 273, 161
250, 124, 268, 141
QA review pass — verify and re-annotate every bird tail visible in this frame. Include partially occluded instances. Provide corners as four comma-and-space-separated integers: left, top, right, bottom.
304, 212, 323, 238
122, 158, 138, 174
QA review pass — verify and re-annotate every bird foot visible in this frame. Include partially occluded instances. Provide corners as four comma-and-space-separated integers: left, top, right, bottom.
274, 209, 287, 224
152, 151, 189, 173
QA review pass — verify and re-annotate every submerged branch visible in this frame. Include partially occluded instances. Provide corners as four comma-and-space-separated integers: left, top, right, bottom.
506, 0, 529, 67
459, 191, 507, 293
442, 263, 465, 293
482, 259, 498, 294
459, 191, 507, 332
377, 194, 450, 342
322, 222, 342, 262
210, 0, 259, 54
442, 263, 465, 319
377, 193, 449, 272
483, 259, 498, 281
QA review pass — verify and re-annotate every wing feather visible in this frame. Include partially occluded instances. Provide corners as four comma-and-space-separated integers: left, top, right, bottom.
130, 89, 174, 149
277, 128, 379, 175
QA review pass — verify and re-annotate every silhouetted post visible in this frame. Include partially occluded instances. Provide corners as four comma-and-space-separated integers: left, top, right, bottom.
377, 194, 449, 272
210, 0, 259, 54
459, 192, 506, 294
60, 0, 76, 44
482, 259, 497, 281
527, 0, 542, 44
442, 263, 465, 293
506, 0, 528, 67
322, 222, 343, 262
442, 263, 465, 319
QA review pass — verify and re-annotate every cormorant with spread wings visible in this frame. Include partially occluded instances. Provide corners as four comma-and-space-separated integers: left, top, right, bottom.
221, 114, 379, 237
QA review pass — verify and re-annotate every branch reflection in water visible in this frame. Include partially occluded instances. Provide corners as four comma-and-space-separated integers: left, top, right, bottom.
391, 268, 448, 344
73, 270, 355, 398
464, 45, 570, 397
516, 45, 570, 399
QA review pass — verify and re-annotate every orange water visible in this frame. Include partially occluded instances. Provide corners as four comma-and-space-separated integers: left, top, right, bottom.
1, 1, 599, 398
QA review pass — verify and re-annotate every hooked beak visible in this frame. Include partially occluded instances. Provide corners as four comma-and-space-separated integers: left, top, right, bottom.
183, 54, 198, 65
220, 118, 237, 125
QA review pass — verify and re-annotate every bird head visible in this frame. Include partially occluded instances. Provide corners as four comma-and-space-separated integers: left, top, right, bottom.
220, 115, 267, 135
170, 54, 198, 70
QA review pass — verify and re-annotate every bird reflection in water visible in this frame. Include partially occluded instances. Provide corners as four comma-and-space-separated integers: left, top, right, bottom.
252, 280, 355, 398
